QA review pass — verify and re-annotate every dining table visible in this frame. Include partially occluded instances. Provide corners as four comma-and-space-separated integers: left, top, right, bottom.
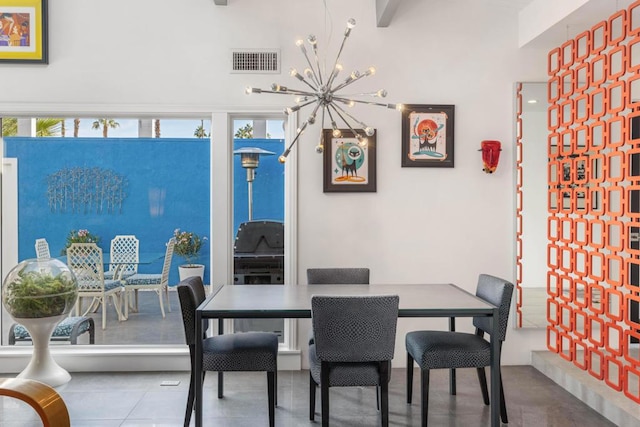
194, 283, 502, 427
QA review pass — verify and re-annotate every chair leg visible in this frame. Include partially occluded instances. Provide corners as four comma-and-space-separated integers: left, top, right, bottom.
309, 372, 316, 421
499, 370, 508, 424
407, 352, 414, 404
218, 371, 224, 398
102, 296, 107, 330
321, 361, 330, 427
476, 367, 490, 405
184, 357, 196, 427
274, 367, 278, 407
166, 285, 172, 312
420, 369, 430, 427
157, 288, 166, 318
267, 371, 275, 427
380, 362, 390, 427
376, 386, 380, 411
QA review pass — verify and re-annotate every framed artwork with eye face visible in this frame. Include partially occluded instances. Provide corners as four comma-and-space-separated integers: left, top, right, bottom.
401, 104, 455, 167
323, 129, 376, 193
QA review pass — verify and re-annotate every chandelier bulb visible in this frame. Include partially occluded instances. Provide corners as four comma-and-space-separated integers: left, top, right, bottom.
278, 155, 287, 163
347, 18, 356, 29
308, 34, 317, 45
304, 68, 313, 78
366, 67, 376, 76
245, 86, 253, 95
358, 138, 368, 147
296, 39, 304, 47
332, 128, 341, 137
376, 89, 388, 98
365, 127, 375, 136
315, 144, 324, 154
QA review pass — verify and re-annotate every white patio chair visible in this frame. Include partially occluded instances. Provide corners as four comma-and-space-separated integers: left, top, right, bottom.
34, 238, 51, 259
66, 243, 125, 330
123, 237, 176, 318
104, 235, 139, 280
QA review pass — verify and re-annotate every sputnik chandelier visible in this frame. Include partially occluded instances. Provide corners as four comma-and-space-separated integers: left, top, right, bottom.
245, 18, 403, 163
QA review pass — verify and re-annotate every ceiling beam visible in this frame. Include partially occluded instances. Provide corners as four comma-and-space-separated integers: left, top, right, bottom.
375, 0, 401, 27
213, 0, 227, 5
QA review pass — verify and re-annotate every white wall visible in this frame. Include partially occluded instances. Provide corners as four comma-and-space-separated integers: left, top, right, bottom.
0, 0, 553, 365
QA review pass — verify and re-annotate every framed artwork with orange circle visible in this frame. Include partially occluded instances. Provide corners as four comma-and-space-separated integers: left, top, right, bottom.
401, 104, 455, 167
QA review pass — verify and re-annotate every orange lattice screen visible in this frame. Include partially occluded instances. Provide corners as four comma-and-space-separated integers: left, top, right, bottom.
547, 1, 640, 403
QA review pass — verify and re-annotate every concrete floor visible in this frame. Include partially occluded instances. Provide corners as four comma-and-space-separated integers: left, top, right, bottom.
0, 365, 616, 426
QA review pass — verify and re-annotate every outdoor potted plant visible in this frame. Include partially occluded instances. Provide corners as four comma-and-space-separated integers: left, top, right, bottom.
61, 228, 100, 255
173, 228, 207, 281
1, 258, 79, 386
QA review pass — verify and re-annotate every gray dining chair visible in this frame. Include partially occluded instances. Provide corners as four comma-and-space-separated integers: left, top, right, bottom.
306, 267, 370, 285
177, 276, 278, 427
306, 267, 370, 345
405, 274, 514, 426
309, 295, 399, 427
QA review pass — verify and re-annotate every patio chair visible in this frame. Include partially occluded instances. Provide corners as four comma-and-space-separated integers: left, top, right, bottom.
104, 235, 139, 280
34, 238, 50, 259
9, 316, 95, 345
177, 276, 278, 427
309, 295, 399, 427
123, 237, 175, 318
405, 274, 514, 426
66, 243, 125, 330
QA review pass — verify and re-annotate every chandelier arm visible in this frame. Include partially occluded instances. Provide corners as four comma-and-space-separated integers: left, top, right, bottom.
294, 72, 320, 92
252, 88, 317, 97
330, 102, 369, 129
281, 119, 309, 160
331, 73, 368, 92
328, 103, 362, 139
288, 98, 320, 113
337, 91, 385, 98
333, 97, 399, 109
311, 44, 324, 85
299, 49, 322, 87
325, 108, 341, 134
306, 101, 323, 124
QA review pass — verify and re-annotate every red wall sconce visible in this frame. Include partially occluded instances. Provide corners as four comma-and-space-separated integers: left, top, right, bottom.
480, 140, 501, 173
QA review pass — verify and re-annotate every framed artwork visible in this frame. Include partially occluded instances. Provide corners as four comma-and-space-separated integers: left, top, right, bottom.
0, 0, 48, 64
401, 104, 455, 167
323, 129, 376, 193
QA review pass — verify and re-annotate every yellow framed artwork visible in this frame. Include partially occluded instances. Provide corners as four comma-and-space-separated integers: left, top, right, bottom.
0, 0, 47, 63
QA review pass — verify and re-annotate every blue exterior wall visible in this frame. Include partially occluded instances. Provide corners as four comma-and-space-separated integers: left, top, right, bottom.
4, 137, 284, 286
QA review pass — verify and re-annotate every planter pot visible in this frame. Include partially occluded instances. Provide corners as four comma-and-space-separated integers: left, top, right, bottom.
178, 264, 205, 281
2, 258, 78, 387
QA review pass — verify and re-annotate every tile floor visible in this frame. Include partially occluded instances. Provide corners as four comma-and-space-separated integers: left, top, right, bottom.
0, 366, 616, 426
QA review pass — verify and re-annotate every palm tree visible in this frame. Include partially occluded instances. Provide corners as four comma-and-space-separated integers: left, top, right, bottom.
234, 123, 253, 139
92, 119, 120, 137
35, 118, 63, 137
194, 120, 209, 138
154, 119, 161, 138
1, 118, 63, 137
61, 119, 66, 137
1, 117, 18, 136
73, 119, 80, 137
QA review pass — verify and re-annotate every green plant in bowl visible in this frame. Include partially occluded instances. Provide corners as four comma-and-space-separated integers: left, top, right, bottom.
2, 258, 78, 319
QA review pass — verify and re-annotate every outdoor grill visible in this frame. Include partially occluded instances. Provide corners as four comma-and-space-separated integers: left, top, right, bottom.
233, 220, 284, 284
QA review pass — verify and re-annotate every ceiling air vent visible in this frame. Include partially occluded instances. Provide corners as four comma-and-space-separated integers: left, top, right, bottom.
231, 49, 280, 74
